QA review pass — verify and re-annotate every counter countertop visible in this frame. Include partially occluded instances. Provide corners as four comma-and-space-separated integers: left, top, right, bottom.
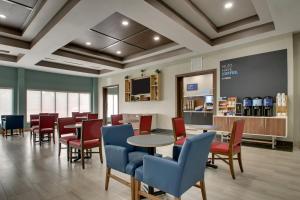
214, 115, 287, 119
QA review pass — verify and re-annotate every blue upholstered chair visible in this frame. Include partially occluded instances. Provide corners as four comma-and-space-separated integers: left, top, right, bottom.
134, 132, 215, 200
1, 115, 24, 137
102, 124, 149, 200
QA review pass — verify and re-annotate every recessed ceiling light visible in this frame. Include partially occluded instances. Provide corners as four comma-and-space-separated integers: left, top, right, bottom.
85, 42, 92, 46
153, 36, 160, 41
121, 20, 129, 26
0, 14, 6, 19
116, 50, 122, 55
224, 2, 233, 9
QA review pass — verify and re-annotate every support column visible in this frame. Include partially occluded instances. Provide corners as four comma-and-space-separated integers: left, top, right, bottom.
92, 78, 99, 113
17, 68, 26, 115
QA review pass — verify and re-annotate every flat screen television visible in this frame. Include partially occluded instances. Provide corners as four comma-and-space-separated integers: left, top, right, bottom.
132, 77, 150, 95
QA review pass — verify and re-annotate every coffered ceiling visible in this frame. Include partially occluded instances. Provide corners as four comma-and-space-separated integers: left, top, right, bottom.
0, 0, 299, 77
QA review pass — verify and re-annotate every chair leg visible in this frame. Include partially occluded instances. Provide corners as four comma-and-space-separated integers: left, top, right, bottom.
211, 153, 215, 164
135, 180, 141, 200
52, 132, 55, 144
228, 154, 235, 179
237, 152, 244, 173
69, 147, 73, 163
81, 148, 85, 169
99, 145, 103, 164
105, 168, 111, 190
58, 143, 61, 157
39, 133, 42, 146
130, 177, 135, 200
200, 180, 207, 200
67, 144, 69, 161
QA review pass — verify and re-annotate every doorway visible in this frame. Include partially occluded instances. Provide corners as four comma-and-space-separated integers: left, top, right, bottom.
176, 69, 216, 125
102, 85, 119, 124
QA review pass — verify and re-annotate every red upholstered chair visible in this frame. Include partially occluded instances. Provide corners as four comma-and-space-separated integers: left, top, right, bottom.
57, 117, 77, 161
34, 115, 56, 145
74, 113, 88, 123
72, 112, 79, 118
210, 120, 245, 179
134, 115, 152, 136
69, 119, 103, 169
39, 113, 49, 116
88, 113, 98, 120
111, 114, 123, 126
172, 117, 187, 145
49, 113, 59, 122
30, 114, 39, 139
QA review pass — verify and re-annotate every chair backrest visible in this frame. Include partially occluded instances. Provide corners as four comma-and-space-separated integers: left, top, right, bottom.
81, 119, 103, 141
177, 132, 215, 196
88, 113, 98, 120
57, 117, 76, 137
172, 117, 186, 140
102, 124, 134, 151
30, 114, 39, 127
229, 120, 245, 148
72, 112, 79, 118
3, 115, 24, 129
111, 114, 123, 125
49, 113, 59, 122
139, 115, 152, 134
39, 113, 49, 116
39, 115, 55, 130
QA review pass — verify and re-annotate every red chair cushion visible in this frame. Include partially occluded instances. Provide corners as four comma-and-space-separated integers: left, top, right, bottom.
69, 139, 100, 149
60, 135, 77, 145
175, 137, 187, 145
40, 128, 54, 134
210, 142, 241, 154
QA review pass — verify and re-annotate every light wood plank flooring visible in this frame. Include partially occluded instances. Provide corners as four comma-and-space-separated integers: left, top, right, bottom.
0, 133, 300, 200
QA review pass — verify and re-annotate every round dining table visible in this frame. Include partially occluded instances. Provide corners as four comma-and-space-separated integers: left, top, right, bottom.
127, 134, 174, 195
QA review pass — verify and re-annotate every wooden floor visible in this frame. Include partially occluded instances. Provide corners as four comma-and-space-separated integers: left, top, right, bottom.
1, 133, 300, 200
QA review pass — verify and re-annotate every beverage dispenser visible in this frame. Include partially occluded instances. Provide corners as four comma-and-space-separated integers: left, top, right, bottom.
253, 97, 263, 116
243, 97, 252, 116
263, 96, 273, 116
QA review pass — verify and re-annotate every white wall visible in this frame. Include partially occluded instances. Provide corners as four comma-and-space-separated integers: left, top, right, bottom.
99, 33, 297, 143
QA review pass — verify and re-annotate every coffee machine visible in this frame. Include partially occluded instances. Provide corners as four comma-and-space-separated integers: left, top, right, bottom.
253, 97, 263, 116
263, 96, 273, 116
243, 97, 252, 116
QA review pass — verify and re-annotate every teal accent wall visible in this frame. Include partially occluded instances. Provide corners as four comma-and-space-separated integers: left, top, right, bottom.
0, 65, 98, 117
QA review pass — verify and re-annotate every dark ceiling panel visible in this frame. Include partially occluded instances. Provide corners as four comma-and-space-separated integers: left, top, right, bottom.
92, 12, 147, 40
101, 41, 143, 58
12, 0, 39, 8
72, 30, 118, 51
0, 1, 31, 29
123, 29, 173, 50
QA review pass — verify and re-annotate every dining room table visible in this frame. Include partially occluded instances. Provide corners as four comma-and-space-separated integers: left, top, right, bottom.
127, 134, 174, 195
185, 124, 219, 169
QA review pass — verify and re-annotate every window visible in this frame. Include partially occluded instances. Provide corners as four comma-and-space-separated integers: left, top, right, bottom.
42, 91, 55, 113
80, 93, 90, 112
107, 94, 118, 117
0, 88, 13, 117
56, 92, 68, 117
27, 90, 41, 121
68, 93, 79, 116
26, 90, 91, 121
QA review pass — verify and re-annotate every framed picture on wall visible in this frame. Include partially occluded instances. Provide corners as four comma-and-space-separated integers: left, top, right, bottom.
187, 83, 198, 91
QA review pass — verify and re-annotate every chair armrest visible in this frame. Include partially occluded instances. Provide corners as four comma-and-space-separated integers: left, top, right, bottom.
104, 145, 129, 173
143, 155, 181, 194
172, 145, 182, 161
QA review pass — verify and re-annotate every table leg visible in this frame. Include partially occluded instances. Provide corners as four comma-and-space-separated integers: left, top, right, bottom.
203, 129, 218, 169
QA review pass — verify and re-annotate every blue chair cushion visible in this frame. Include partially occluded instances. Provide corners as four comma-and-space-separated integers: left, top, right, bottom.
125, 151, 148, 176
135, 166, 143, 181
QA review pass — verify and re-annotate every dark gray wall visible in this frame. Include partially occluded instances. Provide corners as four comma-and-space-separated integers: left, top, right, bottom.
220, 49, 288, 102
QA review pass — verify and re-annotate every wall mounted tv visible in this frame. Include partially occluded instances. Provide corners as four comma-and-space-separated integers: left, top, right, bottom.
131, 77, 150, 95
